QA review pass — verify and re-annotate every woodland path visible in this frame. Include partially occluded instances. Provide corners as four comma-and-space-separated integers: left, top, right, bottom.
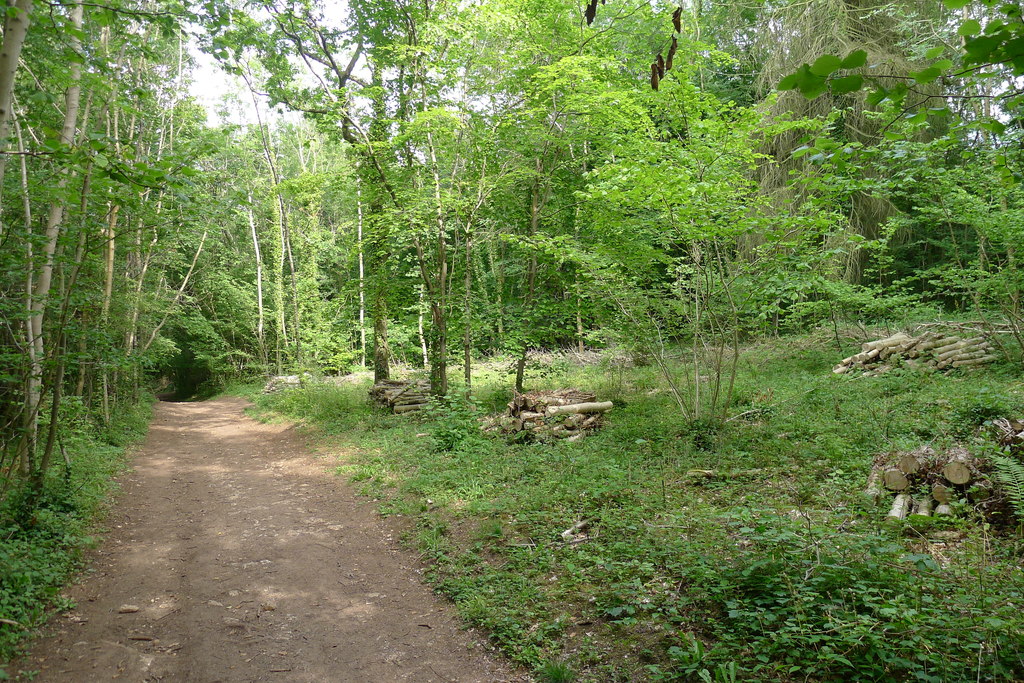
23, 397, 519, 682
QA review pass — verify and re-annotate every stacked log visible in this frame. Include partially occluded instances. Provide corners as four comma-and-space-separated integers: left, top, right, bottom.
369, 379, 431, 414
263, 374, 310, 393
870, 445, 989, 521
992, 417, 1024, 454
482, 389, 613, 440
508, 389, 597, 415
833, 331, 998, 376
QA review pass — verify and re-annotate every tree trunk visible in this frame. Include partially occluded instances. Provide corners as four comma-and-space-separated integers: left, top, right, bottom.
425, 130, 447, 397
515, 160, 546, 394
24, 2, 84, 479
418, 286, 429, 367
246, 195, 267, 366
100, 203, 119, 424
356, 182, 366, 368
0, 0, 33, 226
464, 222, 472, 393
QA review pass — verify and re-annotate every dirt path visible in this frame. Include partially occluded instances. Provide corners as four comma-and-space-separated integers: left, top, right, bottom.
23, 397, 520, 682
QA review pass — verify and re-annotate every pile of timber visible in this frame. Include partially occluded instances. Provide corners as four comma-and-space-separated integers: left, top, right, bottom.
833, 331, 998, 376
866, 445, 994, 521
369, 379, 431, 414
993, 417, 1024, 454
482, 389, 613, 441
263, 374, 309, 394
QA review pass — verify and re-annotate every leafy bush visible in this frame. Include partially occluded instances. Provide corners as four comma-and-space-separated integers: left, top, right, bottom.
689, 511, 1023, 681
422, 395, 490, 454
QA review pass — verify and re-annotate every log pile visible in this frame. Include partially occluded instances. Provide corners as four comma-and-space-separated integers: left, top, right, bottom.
263, 374, 310, 393
833, 331, 998, 376
482, 389, 613, 441
992, 417, 1024, 454
369, 379, 431, 414
866, 445, 992, 521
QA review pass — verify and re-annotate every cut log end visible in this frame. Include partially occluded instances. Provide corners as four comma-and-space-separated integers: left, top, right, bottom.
932, 483, 952, 504
882, 468, 910, 491
898, 453, 922, 475
942, 461, 972, 486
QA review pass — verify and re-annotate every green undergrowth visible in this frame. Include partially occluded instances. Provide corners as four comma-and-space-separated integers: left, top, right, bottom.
0, 398, 153, 675
255, 338, 1024, 682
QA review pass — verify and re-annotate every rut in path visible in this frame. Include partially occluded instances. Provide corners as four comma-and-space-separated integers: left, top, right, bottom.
24, 397, 518, 682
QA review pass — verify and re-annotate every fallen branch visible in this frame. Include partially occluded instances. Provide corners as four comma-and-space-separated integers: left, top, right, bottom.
561, 519, 590, 543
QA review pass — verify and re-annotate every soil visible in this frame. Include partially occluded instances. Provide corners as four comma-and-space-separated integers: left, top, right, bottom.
21, 397, 522, 682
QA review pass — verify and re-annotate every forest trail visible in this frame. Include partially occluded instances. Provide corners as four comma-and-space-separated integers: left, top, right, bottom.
23, 397, 518, 682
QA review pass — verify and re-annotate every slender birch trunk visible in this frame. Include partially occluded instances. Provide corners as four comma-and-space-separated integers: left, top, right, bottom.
418, 287, 429, 368
249, 81, 299, 368
246, 194, 267, 366
357, 183, 366, 368
425, 130, 448, 397
24, 2, 84, 478
0, 0, 33, 226
463, 223, 472, 393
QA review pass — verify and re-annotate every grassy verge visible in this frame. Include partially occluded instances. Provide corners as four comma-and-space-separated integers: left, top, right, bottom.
0, 398, 154, 677
255, 336, 1024, 682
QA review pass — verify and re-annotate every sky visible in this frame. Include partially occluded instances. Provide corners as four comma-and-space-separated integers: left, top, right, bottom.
187, 40, 256, 127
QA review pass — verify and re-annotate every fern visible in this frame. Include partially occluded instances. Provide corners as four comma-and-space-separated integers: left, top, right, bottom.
991, 454, 1024, 521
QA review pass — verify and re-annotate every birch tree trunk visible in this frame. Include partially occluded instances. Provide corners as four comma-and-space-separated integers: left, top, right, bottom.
249, 80, 300, 369
246, 194, 267, 366
24, 2, 84, 478
426, 130, 448, 397
0, 0, 33, 224
356, 182, 366, 368
463, 223, 472, 393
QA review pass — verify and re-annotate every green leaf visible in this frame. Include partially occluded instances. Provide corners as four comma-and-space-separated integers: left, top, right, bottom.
777, 73, 800, 90
911, 66, 942, 84
943, 0, 971, 8
866, 88, 888, 106
829, 74, 863, 94
959, 19, 982, 36
925, 46, 945, 59
905, 110, 928, 125
979, 119, 1007, 134
809, 54, 842, 77
798, 76, 829, 99
840, 49, 868, 69
965, 35, 1003, 60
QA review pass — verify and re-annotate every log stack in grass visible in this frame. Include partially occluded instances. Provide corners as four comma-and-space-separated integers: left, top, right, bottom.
866, 445, 993, 521
833, 330, 999, 376
482, 389, 613, 441
369, 379, 431, 414
992, 417, 1024, 454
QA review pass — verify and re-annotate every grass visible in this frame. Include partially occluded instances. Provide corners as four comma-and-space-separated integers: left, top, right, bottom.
0, 397, 153, 678
254, 334, 1024, 681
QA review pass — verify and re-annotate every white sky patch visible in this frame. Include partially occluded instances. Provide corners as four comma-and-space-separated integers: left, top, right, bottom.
187, 39, 256, 127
